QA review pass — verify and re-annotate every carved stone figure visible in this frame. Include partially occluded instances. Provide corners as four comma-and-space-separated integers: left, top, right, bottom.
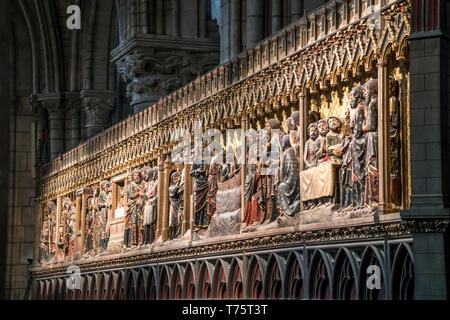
85, 198, 95, 254
191, 158, 209, 230
363, 79, 379, 207
326, 116, 343, 164
340, 117, 354, 210
63, 198, 76, 259
315, 119, 330, 165
47, 201, 57, 260
242, 145, 266, 231
143, 167, 158, 244
349, 85, 367, 208
39, 219, 49, 263
98, 181, 112, 251
304, 123, 319, 170
277, 132, 301, 217
168, 171, 184, 240
207, 151, 222, 221
124, 170, 144, 247
262, 118, 282, 223
389, 76, 402, 208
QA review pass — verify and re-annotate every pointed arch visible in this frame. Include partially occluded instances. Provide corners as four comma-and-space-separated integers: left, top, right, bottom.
308, 249, 333, 300
171, 264, 185, 300
198, 260, 214, 299
147, 267, 157, 300
228, 257, 244, 299
284, 251, 306, 300
246, 255, 266, 299
158, 265, 172, 300
391, 243, 414, 300
265, 253, 286, 299
213, 259, 230, 299
183, 262, 196, 299
332, 248, 360, 300
358, 245, 387, 300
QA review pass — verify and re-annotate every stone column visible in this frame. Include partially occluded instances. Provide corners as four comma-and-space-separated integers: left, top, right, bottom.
155, 0, 164, 35
81, 91, 115, 140
290, 0, 303, 22
230, 0, 241, 58
44, 101, 65, 161
220, 0, 230, 62
199, 0, 206, 38
271, 0, 282, 35
400, 0, 450, 300
65, 98, 81, 151
246, 0, 265, 49
172, 0, 180, 37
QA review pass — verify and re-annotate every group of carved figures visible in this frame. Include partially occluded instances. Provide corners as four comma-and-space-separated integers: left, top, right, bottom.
122, 167, 159, 247
85, 181, 113, 254
39, 198, 76, 262
168, 147, 241, 240
39, 77, 403, 260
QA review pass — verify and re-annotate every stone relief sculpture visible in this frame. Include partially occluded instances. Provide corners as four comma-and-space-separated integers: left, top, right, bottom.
207, 150, 222, 222
304, 123, 319, 170
389, 76, 402, 208
363, 79, 379, 208
62, 197, 76, 259
277, 131, 301, 218
98, 181, 112, 252
262, 119, 283, 224
349, 85, 367, 208
191, 158, 209, 231
143, 167, 158, 244
242, 144, 265, 232
39, 201, 57, 262
168, 171, 184, 240
206, 147, 242, 238
124, 170, 145, 247
85, 197, 95, 254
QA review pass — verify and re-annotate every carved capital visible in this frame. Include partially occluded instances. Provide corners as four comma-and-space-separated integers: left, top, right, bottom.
82, 97, 114, 127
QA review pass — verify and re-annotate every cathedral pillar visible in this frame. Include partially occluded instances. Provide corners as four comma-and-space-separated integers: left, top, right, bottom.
402, 0, 450, 300
81, 91, 115, 140
65, 97, 81, 151
290, 0, 304, 22
44, 101, 65, 161
230, 0, 241, 58
271, 0, 282, 35
246, 0, 265, 49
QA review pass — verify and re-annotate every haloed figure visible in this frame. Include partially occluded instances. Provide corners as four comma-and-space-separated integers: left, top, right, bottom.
168, 171, 184, 240
85, 198, 95, 254
143, 167, 158, 244
277, 131, 301, 218
191, 158, 209, 231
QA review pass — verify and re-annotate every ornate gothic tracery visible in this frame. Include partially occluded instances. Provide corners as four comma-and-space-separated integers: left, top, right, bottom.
31, 0, 419, 301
